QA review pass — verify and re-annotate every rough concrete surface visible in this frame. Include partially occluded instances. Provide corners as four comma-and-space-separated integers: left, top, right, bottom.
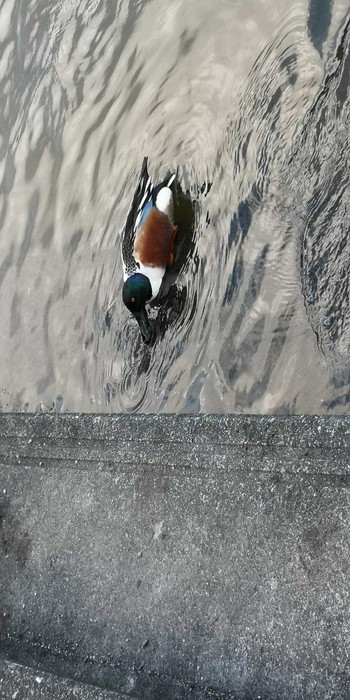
0, 658, 133, 700
1, 414, 350, 699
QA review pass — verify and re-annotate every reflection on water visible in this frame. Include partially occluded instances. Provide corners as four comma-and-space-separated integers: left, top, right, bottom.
0, 0, 349, 413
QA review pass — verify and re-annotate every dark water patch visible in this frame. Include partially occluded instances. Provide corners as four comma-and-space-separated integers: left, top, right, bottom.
41, 224, 55, 249
64, 229, 83, 258
17, 191, 39, 272
10, 292, 21, 337
307, 0, 333, 56
224, 249, 244, 307
0, 245, 14, 288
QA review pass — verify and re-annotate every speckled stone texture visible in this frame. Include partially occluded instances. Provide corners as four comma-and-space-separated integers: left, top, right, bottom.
0, 659, 132, 700
1, 414, 350, 699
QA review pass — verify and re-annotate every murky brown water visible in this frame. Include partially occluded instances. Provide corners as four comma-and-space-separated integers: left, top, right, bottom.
0, 0, 349, 413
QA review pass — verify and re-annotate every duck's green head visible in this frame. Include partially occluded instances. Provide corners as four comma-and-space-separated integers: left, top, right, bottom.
122, 273, 152, 343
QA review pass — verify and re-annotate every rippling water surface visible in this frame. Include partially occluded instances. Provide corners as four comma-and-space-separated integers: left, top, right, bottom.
1, 0, 349, 413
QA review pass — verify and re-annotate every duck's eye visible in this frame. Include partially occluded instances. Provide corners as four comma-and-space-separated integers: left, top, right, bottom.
131, 297, 135, 303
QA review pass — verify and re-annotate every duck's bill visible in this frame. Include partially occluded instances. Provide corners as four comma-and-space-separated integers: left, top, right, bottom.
134, 308, 152, 344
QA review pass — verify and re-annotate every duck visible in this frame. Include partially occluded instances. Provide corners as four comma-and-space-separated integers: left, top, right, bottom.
122, 157, 178, 343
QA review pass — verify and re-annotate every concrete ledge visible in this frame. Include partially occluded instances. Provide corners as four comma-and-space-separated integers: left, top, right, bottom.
1, 415, 350, 699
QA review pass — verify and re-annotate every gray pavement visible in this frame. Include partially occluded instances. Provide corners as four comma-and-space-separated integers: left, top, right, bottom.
1, 414, 350, 699
0, 658, 133, 700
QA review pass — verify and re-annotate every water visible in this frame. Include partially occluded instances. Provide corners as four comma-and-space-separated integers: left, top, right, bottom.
0, 0, 349, 413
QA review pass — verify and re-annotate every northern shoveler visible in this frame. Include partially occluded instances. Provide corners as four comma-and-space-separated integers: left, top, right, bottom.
122, 157, 178, 343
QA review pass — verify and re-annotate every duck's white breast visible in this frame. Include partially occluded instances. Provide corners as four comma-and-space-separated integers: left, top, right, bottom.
135, 261, 165, 300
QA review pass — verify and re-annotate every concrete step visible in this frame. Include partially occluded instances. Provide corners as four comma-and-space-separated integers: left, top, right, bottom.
1, 414, 350, 699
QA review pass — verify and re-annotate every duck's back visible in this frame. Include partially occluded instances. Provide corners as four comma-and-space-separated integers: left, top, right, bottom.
134, 208, 174, 269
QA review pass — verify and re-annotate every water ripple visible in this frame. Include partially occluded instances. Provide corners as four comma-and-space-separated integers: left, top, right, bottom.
0, 0, 349, 412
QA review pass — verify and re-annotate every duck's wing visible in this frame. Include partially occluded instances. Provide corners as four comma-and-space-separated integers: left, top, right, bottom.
122, 157, 153, 280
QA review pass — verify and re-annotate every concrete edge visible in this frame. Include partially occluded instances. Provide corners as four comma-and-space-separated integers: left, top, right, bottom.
0, 413, 350, 448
